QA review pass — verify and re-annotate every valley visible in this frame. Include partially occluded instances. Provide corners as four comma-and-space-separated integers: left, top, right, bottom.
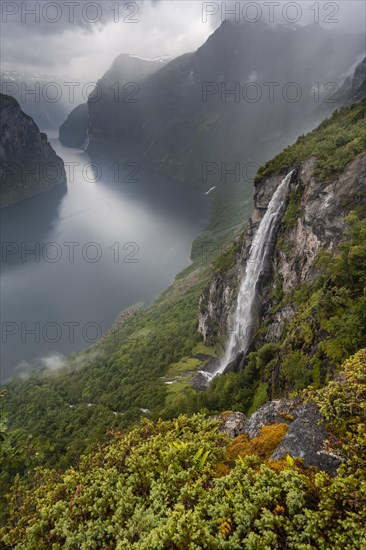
1, 10, 366, 548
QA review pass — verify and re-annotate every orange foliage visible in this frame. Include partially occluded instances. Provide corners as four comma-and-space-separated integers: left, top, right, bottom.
265, 458, 289, 473
213, 462, 231, 478
265, 456, 307, 474
227, 423, 289, 461
279, 412, 295, 422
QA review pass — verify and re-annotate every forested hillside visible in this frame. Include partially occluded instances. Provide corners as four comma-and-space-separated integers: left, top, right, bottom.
1, 100, 365, 541
1, 350, 365, 548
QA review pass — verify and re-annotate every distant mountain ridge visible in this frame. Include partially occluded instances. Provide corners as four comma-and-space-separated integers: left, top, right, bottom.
66, 21, 365, 189
59, 54, 171, 149
0, 70, 70, 130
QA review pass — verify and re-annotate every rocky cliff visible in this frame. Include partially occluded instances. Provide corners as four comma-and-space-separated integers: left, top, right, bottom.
59, 54, 169, 149
59, 103, 89, 149
0, 94, 67, 208
199, 146, 366, 387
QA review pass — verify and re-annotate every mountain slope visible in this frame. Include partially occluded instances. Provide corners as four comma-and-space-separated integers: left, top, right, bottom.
59, 54, 170, 149
197, 98, 366, 410
0, 94, 67, 208
0, 70, 69, 130
338, 56, 366, 104
2, 99, 365, 470
58, 102, 89, 148
85, 21, 364, 188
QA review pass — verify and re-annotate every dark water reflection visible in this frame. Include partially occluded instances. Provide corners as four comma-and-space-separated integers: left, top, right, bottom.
0, 138, 208, 382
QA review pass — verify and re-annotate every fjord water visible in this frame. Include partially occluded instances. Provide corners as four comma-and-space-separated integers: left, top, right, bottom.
0, 136, 208, 382
217, 171, 294, 376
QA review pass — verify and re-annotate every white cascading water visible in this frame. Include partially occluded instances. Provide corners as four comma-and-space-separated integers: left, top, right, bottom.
82, 116, 92, 151
215, 170, 294, 376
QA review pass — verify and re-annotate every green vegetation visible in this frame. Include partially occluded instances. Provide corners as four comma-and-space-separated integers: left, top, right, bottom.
190, 182, 252, 270
211, 240, 241, 275
0, 93, 18, 107
277, 211, 366, 376
2, 268, 211, 469
256, 99, 366, 182
2, 210, 365, 493
1, 93, 365, 538
161, 208, 366, 418
2, 351, 365, 549
281, 188, 303, 231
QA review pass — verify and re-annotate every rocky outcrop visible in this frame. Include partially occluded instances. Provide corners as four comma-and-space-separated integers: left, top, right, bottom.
199, 152, 366, 351
274, 154, 366, 291
0, 94, 67, 208
217, 411, 247, 438
218, 399, 342, 474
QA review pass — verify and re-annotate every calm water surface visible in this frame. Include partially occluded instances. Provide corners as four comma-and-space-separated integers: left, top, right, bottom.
0, 137, 208, 382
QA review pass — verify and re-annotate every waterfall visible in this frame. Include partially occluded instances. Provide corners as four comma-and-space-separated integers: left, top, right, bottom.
82, 115, 92, 151
215, 170, 294, 376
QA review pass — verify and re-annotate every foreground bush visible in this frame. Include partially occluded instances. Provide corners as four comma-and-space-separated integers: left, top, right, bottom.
2, 351, 366, 549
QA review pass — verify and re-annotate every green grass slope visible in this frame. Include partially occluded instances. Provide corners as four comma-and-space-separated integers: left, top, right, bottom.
256, 98, 366, 182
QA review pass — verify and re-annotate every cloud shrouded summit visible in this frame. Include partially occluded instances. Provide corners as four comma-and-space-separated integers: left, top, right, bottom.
1, 1, 365, 85
1, 0, 215, 83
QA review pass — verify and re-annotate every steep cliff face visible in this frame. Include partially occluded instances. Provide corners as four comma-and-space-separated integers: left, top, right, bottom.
59, 103, 88, 149
0, 94, 66, 208
59, 54, 169, 149
263, 154, 365, 291
339, 56, 366, 104
84, 22, 364, 187
199, 151, 366, 361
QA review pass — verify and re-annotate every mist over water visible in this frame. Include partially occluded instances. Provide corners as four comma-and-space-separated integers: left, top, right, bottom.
0, 136, 208, 382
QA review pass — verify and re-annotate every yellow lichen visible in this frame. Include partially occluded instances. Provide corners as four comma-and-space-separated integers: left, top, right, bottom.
220, 411, 234, 420
227, 423, 289, 461
280, 412, 295, 422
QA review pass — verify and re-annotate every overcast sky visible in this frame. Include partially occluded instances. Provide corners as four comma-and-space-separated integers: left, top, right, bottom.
1, 1, 365, 84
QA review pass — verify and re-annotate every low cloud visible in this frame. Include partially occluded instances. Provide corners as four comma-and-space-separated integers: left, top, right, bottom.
2, 1, 364, 85
1, 1, 216, 83
13, 352, 66, 377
